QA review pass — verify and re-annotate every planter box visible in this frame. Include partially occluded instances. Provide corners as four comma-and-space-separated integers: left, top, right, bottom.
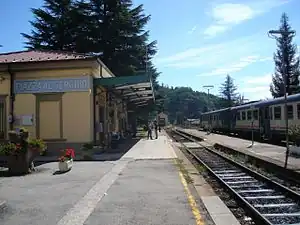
7, 153, 28, 175
289, 145, 300, 156
7, 148, 40, 175
58, 159, 73, 172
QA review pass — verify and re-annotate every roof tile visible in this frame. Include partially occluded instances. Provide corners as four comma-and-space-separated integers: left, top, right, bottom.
0, 50, 94, 64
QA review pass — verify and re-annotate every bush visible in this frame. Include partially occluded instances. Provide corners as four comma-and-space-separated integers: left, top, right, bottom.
288, 124, 300, 146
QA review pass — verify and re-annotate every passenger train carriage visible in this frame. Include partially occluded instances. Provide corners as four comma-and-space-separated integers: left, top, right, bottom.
200, 93, 300, 141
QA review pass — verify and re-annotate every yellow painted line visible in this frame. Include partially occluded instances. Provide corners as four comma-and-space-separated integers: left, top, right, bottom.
178, 171, 205, 225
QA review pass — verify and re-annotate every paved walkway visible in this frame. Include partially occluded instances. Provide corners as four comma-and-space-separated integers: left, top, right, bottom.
0, 132, 199, 225
180, 128, 300, 170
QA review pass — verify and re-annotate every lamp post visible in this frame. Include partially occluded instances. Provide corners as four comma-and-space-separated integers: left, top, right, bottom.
268, 29, 296, 169
203, 85, 214, 133
203, 85, 214, 111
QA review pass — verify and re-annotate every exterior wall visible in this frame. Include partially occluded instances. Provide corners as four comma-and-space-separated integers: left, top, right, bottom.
0, 64, 97, 143
12, 68, 94, 143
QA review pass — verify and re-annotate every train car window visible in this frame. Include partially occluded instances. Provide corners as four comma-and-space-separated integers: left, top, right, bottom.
269, 107, 273, 120
287, 105, 293, 119
247, 111, 252, 120
298, 104, 300, 119
253, 110, 258, 120
242, 111, 246, 120
274, 106, 281, 120
236, 112, 241, 120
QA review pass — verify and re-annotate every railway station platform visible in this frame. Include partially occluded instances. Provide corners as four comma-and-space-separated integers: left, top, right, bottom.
179, 128, 300, 171
1, 131, 234, 225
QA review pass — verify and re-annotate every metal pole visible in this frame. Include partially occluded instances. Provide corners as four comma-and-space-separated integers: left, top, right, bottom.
203, 85, 214, 134
145, 45, 148, 76
207, 88, 210, 110
283, 65, 289, 168
247, 105, 255, 148
268, 29, 296, 169
251, 112, 254, 146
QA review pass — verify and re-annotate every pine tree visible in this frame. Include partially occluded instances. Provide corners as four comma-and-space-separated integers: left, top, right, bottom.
236, 93, 245, 105
270, 13, 300, 98
219, 74, 238, 107
86, 0, 157, 76
21, 0, 77, 51
22, 0, 158, 81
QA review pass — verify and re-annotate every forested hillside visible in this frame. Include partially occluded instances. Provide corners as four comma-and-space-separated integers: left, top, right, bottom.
155, 84, 227, 124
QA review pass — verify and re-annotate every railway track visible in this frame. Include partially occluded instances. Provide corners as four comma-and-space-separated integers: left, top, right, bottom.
171, 129, 300, 225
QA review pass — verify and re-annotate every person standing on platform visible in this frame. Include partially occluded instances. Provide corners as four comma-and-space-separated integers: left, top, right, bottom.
147, 121, 153, 140
154, 120, 158, 139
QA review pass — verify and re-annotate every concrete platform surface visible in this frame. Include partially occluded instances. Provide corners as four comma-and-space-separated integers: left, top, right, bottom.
84, 160, 196, 225
123, 132, 177, 159
0, 133, 201, 225
180, 128, 300, 170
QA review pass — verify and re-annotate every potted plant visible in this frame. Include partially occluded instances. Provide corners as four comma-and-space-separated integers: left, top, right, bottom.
288, 124, 300, 156
2, 129, 47, 175
81, 143, 94, 160
58, 148, 75, 172
3, 142, 28, 174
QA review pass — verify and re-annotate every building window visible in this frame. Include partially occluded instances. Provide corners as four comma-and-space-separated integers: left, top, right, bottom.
242, 111, 246, 120
253, 110, 258, 120
274, 106, 281, 120
237, 112, 241, 120
287, 105, 293, 119
247, 111, 252, 120
269, 107, 273, 120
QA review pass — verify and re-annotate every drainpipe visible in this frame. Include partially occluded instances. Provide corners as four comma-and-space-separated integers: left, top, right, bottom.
8, 65, 15, 131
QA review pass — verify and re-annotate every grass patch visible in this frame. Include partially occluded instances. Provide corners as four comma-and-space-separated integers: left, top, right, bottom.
175, 158, 194, 184
195, 164, 207, 173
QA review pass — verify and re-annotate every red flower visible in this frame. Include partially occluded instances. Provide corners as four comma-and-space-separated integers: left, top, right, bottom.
58, 148, 75, 162
65, 148, 75, 158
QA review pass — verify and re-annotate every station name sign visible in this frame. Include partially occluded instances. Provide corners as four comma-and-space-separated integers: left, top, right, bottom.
14, 76, 91, 94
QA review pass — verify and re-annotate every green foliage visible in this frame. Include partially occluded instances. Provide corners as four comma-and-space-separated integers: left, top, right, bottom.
28, 138, 47, 153
288, 124, 300, 145
219, 74, 238, 107
154, 84, 226, 124
0, 143, 26, 156
22, 0, 159, 83
270, 13, 300, 98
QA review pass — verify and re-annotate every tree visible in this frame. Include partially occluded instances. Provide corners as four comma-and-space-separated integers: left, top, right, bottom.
236, 93, 246, 105
270, 13, 300, 98
22, 0, 159, 83
219, 74, 238, 107
21, 0, 77, 51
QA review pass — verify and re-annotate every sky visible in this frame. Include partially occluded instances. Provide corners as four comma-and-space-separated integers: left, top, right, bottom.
0, 0, 300, 101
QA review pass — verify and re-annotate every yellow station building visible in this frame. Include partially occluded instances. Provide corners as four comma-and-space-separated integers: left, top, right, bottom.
0, 50, 154, 153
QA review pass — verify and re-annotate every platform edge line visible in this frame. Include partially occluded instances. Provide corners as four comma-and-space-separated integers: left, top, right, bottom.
178, 170, 205, 225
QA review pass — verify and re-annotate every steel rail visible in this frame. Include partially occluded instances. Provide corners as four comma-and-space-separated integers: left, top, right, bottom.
171, 128, 300, 225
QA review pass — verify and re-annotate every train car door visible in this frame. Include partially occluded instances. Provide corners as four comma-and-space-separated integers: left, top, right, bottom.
259, 106, 271, 138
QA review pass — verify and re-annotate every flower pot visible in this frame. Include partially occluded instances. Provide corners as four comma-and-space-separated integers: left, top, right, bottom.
58, 159, 73, 172
7, 153, 29, 175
